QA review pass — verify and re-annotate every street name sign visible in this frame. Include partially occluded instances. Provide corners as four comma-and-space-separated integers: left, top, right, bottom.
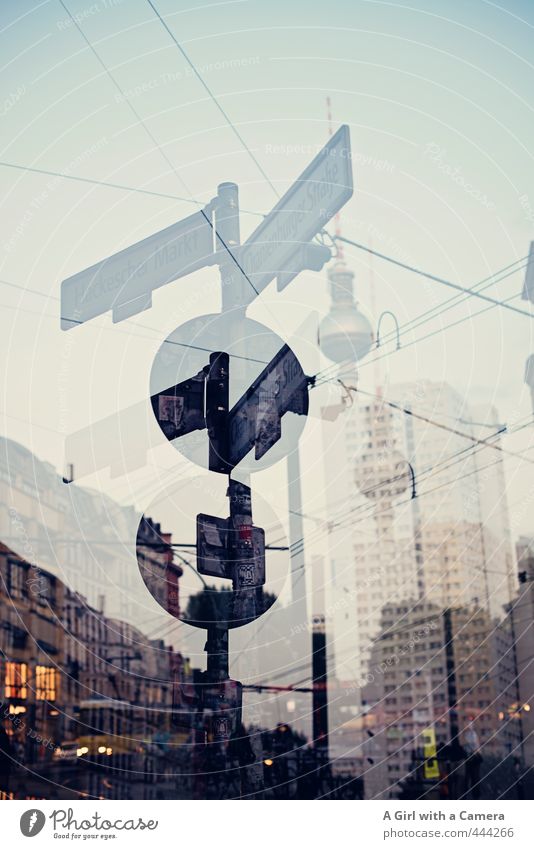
237, 124, 353, 304
228, 343, 309, 467
61, 208, 216, 329
61, 126, 352, 327
522, 240, 534, 303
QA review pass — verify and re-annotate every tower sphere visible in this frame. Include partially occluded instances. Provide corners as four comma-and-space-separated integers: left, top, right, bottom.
318, 260, 374, 363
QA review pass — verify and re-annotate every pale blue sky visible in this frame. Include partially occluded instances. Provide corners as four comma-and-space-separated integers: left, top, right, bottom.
1, 0, 533, 533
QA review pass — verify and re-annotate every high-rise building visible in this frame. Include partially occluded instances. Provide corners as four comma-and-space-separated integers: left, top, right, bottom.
320, 259, 518, 795
511, 537, 534, 768
322, 374, 517, 687
362, 600, 522, 798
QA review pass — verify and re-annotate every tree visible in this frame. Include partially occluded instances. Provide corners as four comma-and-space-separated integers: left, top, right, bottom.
184, 586, 275, 628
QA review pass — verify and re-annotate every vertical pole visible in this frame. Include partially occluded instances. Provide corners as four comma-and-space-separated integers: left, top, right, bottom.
507, 594, 525, 761
228, 478, 260, 626
206, 352, 230, 474
215, 186, 264, 793
215, 182, 242, 314
205, 627, 229, 680
443, 608, 459, 745
197, 183, 243, 774
311, 556, 329, 777
288, 447, 316, 752
203, 180, 242, 681
287, 448, 308, 616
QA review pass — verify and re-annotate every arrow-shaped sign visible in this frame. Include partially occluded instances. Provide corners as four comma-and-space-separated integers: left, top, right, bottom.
227, 343, 309, 468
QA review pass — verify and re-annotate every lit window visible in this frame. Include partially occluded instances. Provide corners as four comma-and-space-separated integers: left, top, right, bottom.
35, 666, 57, 701
5, 662, 28, 699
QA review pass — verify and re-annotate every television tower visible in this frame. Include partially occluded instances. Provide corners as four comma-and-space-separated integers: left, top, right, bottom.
318, 99, 374, 368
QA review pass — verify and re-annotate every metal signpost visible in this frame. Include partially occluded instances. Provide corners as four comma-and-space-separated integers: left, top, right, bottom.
60, 125, 351, 328
523, 246, 534, 417
61, 125, 355, 792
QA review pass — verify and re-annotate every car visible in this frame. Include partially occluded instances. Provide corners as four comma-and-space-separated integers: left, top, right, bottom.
53, 742, 80, 762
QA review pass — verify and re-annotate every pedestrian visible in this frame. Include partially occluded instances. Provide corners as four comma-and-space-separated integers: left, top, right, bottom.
227, 723, 255, 797
463, 725, 482, 799
345, 774, 364, 799
513, 757, 525, 800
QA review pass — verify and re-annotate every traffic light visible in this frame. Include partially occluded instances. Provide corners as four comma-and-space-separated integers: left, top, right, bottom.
151, 368, 206, 442
277, 242, 332, 291
206, 351, 230, 474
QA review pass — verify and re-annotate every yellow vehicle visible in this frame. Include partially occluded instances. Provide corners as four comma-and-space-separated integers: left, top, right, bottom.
78, 699, 147, 758
77, 698, 189, 759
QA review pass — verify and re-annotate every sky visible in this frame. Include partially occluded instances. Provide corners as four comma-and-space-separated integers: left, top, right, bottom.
1, 0, 534, 553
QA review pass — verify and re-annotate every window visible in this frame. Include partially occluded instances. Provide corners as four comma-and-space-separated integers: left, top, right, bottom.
36, 575, 55, 605
7, 560, 26, 599
35, 666, 57, 701
5, 662, 28, 699
11, 627, 27, 650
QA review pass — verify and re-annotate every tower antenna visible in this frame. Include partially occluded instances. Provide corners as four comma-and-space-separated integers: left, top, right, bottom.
326, 97, 343, 259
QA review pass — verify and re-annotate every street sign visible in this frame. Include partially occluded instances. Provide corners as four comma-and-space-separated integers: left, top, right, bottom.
522, 240, 534, 303
197, 513, 229, 578
237, 124, 353, 304
197, 514, 266, 585
228, 343, 309, 467
151, 368, 207, 442
61, 128, 351, 326
61, 208, 216, 329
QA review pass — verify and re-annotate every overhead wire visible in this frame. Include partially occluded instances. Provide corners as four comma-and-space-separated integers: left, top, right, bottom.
334, 234, 533, 320
366, 254, 529, 350
57, 0, 266, 309
145, 0, 281, 200
329, 384, 534, 466
289, 413, 533, 557
6, 7, 532, 699
313, 258, 530, 386
0, 159, 265, 218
